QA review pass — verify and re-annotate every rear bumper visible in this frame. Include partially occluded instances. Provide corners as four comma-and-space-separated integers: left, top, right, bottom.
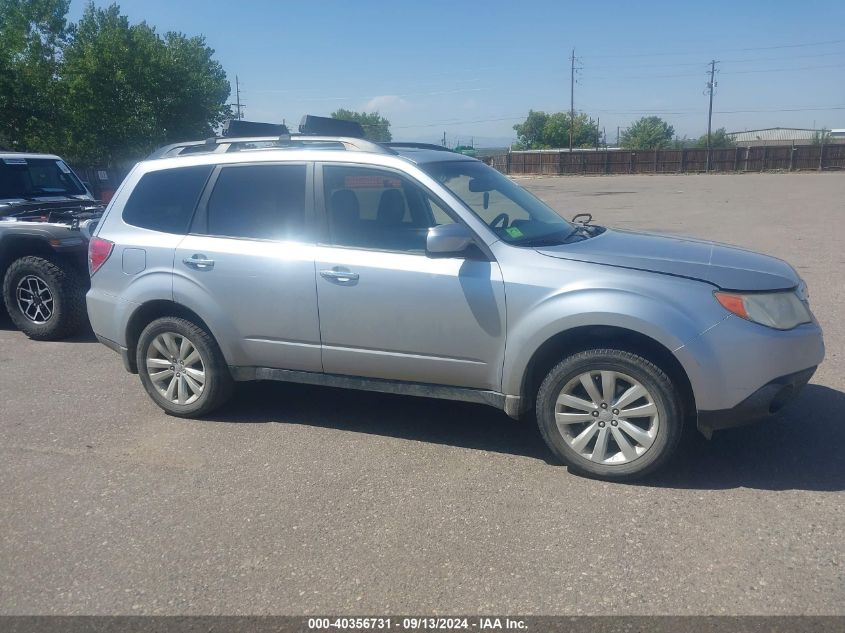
696, 366, 816, 437
95, 334, 135, 373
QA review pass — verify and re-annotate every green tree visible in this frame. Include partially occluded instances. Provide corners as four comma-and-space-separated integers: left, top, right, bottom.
0, 0, 70, 150
61, 2, 231, 165
512, 110, 548, 148
695, 127, 734, 149
620, 116, 675, 150
811, 130, 832, 145
513, 110, 598, 149
330, 109, 392, 142
543, 112, 599, 148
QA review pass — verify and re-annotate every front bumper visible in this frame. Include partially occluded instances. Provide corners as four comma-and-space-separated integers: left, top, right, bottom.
675, 315, 824, 413
696, 366, 816, 438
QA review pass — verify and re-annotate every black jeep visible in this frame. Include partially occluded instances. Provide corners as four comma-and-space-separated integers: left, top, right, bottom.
0, 153, 104, 340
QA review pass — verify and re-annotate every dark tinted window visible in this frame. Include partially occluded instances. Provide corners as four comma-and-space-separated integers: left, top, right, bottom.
206, 164, 306, 240
0, 158, 86, 199
122, 165, 212, 234
323, 165, 454, 252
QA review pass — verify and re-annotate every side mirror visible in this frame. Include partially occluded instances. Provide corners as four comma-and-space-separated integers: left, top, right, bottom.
426, 224, 474, 258
78, 218, 98, 241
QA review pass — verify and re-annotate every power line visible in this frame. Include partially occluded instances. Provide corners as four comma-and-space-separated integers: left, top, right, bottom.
722, 62, 845, 75
582, 49, 844, 71
587, 62, 845, 81
388, 105, 845, 130
582, 38, 845, 59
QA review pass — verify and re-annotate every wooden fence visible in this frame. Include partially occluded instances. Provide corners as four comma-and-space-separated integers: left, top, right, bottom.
488, 144, 845, 176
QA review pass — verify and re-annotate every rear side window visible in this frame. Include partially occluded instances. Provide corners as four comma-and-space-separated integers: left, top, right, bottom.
205, 164, 306, 240
122, 165, 212, 234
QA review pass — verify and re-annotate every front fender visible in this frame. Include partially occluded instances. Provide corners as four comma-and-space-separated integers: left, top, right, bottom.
501, 285, 723, 400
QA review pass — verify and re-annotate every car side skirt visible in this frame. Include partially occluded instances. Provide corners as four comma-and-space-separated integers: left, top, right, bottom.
230, 366, 521, 418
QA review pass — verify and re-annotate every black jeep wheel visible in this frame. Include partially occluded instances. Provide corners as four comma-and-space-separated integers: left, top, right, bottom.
2, 256, 87, 340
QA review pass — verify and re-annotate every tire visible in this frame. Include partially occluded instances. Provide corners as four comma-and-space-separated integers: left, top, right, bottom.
535, 348, 683, 481
136, 316, 234, 417
2, 255, 87, 341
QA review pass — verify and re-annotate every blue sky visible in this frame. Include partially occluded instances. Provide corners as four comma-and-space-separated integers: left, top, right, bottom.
68, 0, 845, 146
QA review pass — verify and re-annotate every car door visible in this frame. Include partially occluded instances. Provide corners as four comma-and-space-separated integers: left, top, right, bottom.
314, 163, 506, 391
173, 162, 322, 371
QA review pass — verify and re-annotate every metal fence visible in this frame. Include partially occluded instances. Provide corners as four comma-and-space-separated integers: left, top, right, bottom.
488, 144, 845, 176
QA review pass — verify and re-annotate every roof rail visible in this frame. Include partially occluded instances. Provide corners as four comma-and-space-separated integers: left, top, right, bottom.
147, 134, 396, 160
380, 142, 455, 152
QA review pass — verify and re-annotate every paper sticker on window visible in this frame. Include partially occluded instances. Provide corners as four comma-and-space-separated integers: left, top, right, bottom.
505, 227, 524, 238
56, 161, 71, 173
344, 175, 401, 189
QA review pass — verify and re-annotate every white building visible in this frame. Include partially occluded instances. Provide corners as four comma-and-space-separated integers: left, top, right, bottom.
728, 127, 843, 146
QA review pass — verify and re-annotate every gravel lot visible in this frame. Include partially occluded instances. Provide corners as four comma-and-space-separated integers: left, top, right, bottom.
1, 172, 843, 615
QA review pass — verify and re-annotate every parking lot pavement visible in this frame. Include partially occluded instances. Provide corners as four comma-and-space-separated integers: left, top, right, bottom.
1, 173, 843, 615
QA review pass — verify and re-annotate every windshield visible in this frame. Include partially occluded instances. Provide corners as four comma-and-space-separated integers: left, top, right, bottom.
0, 158, 87, 200
422, 160, 574, 244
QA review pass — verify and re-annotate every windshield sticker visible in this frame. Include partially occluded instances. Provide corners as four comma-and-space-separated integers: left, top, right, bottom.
56, 160, 72, 173
505, 227, 524, 238
2, 157, 27, 165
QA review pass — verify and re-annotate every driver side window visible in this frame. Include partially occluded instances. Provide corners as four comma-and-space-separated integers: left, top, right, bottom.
323, 165, 454, 253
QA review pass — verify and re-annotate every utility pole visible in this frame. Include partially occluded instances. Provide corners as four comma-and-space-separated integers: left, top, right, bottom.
569, 47, 576, 153
236, 76, 242, 120
229, 75, 245, 120
705, 60, 718, 171
595, 117, 600, 150
442, 131, 447, 147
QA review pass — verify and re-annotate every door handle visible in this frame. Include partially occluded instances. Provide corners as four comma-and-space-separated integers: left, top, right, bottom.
182, 254, 215, 270
320, 269, 359, 282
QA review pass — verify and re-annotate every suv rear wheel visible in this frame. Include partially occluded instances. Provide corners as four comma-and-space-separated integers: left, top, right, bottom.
137, 317, 233, 417
536, 348, 683, 480
2, 255, 86, 340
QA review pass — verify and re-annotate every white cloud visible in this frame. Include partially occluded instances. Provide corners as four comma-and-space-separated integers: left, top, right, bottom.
363, 95, 409, 113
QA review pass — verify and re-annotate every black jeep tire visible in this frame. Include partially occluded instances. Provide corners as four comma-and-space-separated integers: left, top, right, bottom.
536, 348, 683, 481
137, 316, 234, 418
2, 256, 87, 341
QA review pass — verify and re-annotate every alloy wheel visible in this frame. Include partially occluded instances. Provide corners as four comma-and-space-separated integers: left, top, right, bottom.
555, 370, 660, 465
16, 275, 54, 324
146, 332, 206, 405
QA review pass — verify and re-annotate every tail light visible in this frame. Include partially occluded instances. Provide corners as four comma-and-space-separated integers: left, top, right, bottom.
88, 236, 114, 275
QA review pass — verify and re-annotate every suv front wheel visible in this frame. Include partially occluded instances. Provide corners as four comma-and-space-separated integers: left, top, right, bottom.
536, 348, 683, 480
137, 317, 234, 417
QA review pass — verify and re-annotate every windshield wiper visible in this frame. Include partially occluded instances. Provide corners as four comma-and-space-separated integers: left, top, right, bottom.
514, 224, 601, 247
513, 234, 571, 247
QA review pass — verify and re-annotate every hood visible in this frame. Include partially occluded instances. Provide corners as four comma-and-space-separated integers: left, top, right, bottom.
0, 197, 104, 220
536, 227, 799, 291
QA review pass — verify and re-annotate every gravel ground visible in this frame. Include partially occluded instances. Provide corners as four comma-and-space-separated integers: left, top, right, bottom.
1, 172, 842, 615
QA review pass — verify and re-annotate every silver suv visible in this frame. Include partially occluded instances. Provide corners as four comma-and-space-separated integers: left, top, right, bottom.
87, 135, 825, 480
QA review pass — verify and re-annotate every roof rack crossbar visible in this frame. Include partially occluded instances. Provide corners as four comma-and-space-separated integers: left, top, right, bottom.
148, 134, 396, 160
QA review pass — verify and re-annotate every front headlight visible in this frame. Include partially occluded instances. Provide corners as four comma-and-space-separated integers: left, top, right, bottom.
714, 290, 813, 330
